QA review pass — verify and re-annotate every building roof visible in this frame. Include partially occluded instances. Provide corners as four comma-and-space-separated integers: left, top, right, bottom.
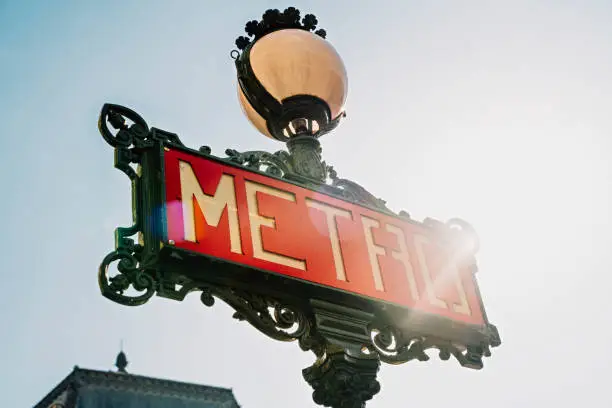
34, 366, 241, 408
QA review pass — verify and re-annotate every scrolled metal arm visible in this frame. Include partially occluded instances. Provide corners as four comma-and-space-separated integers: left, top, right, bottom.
97, 103, 185, 306
98, 248, 157, 307
368, 324, 499, 369
98, 103, 150, 150
199, 285, 319, 345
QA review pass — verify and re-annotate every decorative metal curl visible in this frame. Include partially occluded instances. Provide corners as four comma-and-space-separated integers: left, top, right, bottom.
446, 217, 480, 253
328, 171, 391, 213
99, 103, 150, 150
423, 217, 479, 251
223, 145, 392, 213
370, 326, 429, 364
198, 285, 320, 346
368, 325, 493, 369
98, 249, 156, 307
225, 148, 291, 177
99, 103, 183, 151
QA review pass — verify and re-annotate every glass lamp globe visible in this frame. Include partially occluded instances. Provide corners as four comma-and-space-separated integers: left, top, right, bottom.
236, 28, 348, 141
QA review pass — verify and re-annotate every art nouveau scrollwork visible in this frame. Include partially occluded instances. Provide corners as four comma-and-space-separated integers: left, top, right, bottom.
424, 217, 480, 253
373, 319, 500, 369
224, 148, 291, 178
368, 324, 498, 369
224, 134, 329, 183
99, 103, 183, 151
99, 104, 149, 149
98, 246, 156, 307
97, 103, 185, 306
223, 144, 393, 213
198, 285, 323, 350
327, 168, 391, 213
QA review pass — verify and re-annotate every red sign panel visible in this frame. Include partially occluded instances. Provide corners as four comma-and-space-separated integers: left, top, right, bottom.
164, 147, 485, 326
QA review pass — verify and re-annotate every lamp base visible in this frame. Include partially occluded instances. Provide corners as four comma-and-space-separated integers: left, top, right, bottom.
285, 135, 328, 183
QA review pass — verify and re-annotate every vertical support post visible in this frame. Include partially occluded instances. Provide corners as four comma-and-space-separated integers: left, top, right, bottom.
303, 300, 381, 408
286, 135, 328, 182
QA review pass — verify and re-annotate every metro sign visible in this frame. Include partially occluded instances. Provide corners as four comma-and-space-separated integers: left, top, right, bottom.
97, 104, 500, 385
99, 103, 499, 408
162, 146, 489, 335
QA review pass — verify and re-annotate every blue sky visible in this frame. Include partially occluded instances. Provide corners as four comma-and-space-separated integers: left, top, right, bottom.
1, 1, 611, 406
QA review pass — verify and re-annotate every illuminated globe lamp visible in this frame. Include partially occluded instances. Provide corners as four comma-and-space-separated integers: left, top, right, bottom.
233, 7, 347, 182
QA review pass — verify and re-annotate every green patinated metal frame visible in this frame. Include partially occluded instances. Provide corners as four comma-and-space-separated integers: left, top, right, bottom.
97, 103, 500, 408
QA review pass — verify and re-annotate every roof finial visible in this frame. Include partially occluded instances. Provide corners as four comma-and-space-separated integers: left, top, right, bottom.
115, 340, 128, 373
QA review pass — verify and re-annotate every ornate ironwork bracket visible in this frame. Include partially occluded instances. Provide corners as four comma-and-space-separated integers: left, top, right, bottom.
97, 103, 184, 306
223, 134, 394, 215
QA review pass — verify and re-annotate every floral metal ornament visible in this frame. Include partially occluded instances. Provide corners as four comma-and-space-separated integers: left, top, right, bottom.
234, 7, 327, 52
